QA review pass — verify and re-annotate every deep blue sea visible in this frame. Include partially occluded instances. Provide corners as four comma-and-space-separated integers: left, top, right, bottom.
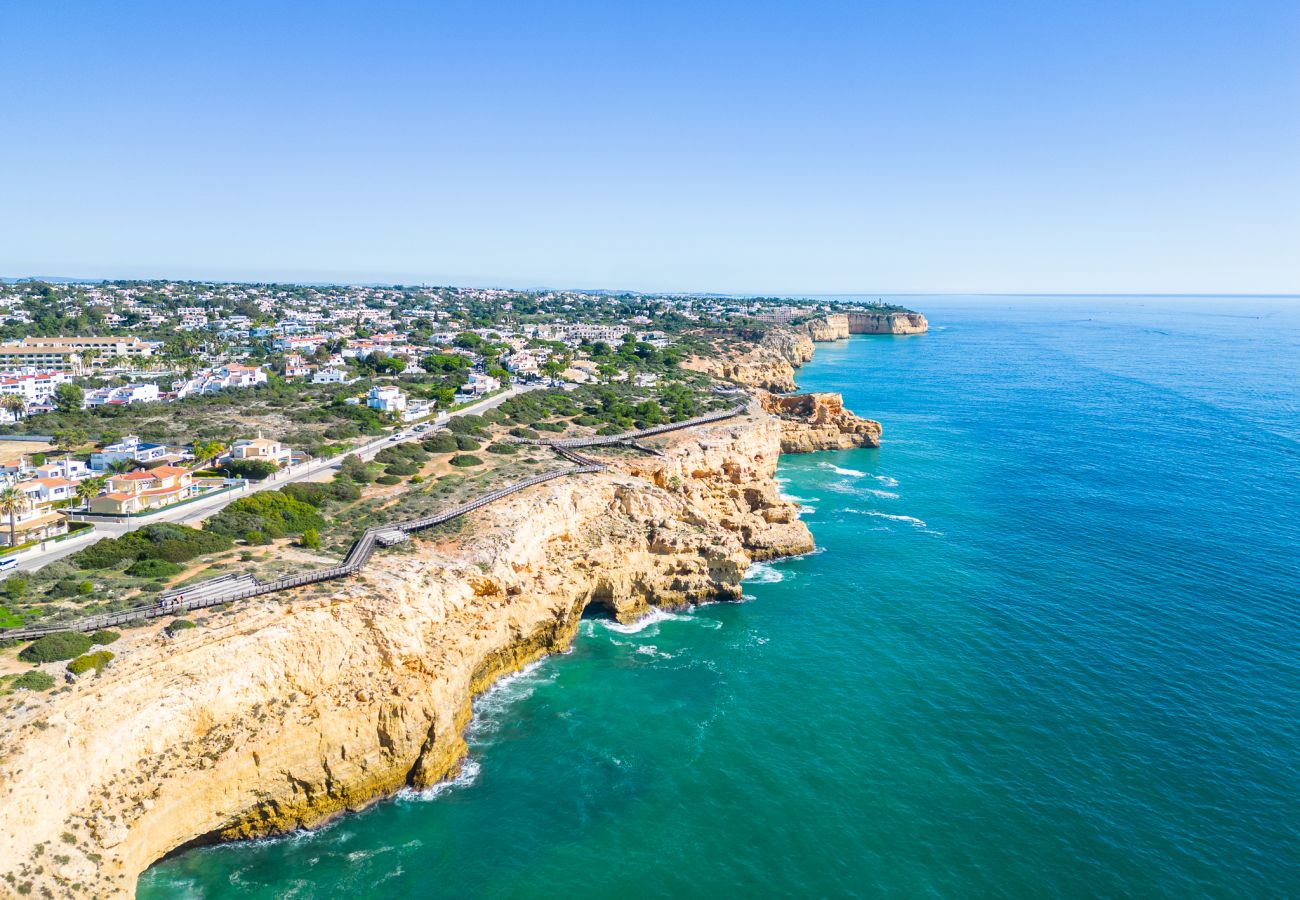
141, 297, 1300, 898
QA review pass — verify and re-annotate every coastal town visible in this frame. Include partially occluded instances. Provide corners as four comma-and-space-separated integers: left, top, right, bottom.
0, 277, 925, 898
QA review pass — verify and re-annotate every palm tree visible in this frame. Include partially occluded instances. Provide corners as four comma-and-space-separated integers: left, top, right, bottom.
0, 486, 29, 548
0, 394, 25, 422
75, 477, 105, 511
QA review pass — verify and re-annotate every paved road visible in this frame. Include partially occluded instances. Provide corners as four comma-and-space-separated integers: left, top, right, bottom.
10, 386, 534, 573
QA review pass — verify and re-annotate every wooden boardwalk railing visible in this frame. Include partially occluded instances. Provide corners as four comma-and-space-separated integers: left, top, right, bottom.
0, 408, 741, 642
509, 404, 747, 448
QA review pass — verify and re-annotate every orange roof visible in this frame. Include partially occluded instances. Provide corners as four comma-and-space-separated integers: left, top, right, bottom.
148, 465, 190, 477
27, 477, 74, 489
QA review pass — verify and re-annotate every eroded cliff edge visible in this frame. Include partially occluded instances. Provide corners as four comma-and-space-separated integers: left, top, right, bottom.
803, 310, 928, 340
0, 413, 812, 899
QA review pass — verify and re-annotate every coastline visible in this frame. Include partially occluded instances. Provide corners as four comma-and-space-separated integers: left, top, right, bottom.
0, 322, 915, 899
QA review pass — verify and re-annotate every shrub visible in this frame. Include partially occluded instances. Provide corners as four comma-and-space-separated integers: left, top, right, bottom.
375, 474, 402, 485
88, 630, 120, 645
447, 415, 487, 435
76, 580, 94, 596
449, 454, 483, 468
11, 670, 56, 692
300, 527, 321, 550
339, 454, 373, 483
534, 420, 567, 432
73, 523, 231, 569
205, 491, 325, 540
125, 558, 183, 578
218, 459, 278, 480
67, 650, 114, 676
165, 619, 195, 635
509, 426, 539, 439
486, 442, 518, 454
239, 551, 254, 562
421, 432, 457, 453
3, 576, 29, 599
384, 461, 419, 477
409, 475, 424, 484
19, 631, 94, 663
244, 530, 270, 546
453, 434, 480, 451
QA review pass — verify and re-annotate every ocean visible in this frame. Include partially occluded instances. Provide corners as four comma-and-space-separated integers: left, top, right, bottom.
140, 296, 1300, 898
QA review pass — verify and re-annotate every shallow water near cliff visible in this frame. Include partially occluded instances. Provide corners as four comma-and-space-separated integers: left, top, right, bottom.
140, 296, 1300, 898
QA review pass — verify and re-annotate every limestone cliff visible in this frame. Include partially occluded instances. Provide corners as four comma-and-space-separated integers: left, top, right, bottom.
759, 391, 882, 452
0, 414, 811, 899
684, 329, 814, 392
803, 310, 928, 340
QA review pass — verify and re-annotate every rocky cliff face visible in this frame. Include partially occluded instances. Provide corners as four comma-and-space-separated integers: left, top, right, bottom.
759, 391, 882, 452
0, 414, 811, 899
803, 310, 928, 339
685, 330, 815, 392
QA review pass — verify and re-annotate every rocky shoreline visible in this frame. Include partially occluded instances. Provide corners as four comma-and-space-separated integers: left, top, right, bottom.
0, 327, 906, 899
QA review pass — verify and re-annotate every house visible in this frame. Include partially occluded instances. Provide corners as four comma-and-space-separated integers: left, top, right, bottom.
312, 366, 351, 385
463, 372, 501, 396
229, 435, 293, 468
89, 466, 197, 515
83, 383, 161, 408
0, 488, 69, 546
366, 385, 407, 414
172, 364, 269, 399
32, 458, 93, 482
90, 436, 172, 471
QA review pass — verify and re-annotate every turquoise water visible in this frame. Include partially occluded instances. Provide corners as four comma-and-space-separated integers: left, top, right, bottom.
141, 297, 1300, 898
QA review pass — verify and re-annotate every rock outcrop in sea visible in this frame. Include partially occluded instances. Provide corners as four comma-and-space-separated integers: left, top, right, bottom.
760, 391, 882, 452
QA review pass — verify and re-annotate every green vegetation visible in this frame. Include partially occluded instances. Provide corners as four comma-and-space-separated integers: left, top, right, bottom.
165, 619, 195, 635
88, 629, 120, 645
280, 480, 361, 507
486, 442, 518, 454
124, 558, 184, 578
218, 459, 278, 480
449, 454, 483, 468
73, 524, 232, 570
375, 474, 402, 485
454, 434, 480, 451
204, 491, 325, 540
67, 650, 114, 676
19, 631, 94, 663
300, 528, 321, 550
422, 432, 457, 453
10, 670, 56, 692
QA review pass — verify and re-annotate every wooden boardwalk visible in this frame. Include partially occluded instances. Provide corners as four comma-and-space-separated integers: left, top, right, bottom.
0, 404, 745, 642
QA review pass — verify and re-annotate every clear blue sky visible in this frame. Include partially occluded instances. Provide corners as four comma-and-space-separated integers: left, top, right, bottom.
2, 0, 1297, 294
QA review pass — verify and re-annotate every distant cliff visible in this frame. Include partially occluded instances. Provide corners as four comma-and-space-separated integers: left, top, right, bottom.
803, 310, 928, 340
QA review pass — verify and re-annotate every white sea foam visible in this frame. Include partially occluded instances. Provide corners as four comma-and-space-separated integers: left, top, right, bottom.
744, 562, 787, 584
595, 606, 693, 634
820, 462, 866, 477
863, 488, 900, 499
852, 509, 928, 528
875, 475, 900, 487
800, 505, 817, 514
396, 757, 482, 802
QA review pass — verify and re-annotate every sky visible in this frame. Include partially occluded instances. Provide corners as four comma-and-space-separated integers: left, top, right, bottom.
1, 0, 1297, 294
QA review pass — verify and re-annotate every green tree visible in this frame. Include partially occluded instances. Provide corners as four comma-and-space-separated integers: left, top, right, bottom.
300, 527, 321, 550
0, 394, 25, 421
0, 486, 29, 547
53, 382, 84, 413
75, 476, 105, 510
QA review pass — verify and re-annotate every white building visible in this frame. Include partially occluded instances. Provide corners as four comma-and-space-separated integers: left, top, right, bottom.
312, 366, 352, 384
366, 385, 408, 414
90, 436, 173, 471
83, 383, 161, 408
